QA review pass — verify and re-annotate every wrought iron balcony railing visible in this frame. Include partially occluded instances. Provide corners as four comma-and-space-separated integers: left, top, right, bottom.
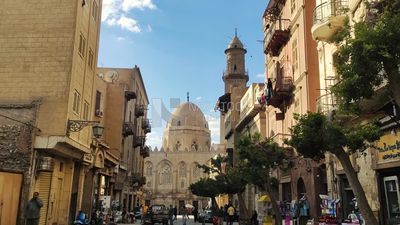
135, 104, 146, 117
122, 122, 135, 137
264, 19, 291, 56
142, 119, 151, 134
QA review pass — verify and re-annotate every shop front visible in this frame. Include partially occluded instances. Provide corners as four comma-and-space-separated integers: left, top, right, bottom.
375, 130, 400, 225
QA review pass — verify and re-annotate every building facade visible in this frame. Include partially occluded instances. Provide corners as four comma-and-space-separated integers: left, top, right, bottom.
312, 0, 400, 224
0, 0, 103, 224
262, 0, 325, 222
144, 102, 223, 211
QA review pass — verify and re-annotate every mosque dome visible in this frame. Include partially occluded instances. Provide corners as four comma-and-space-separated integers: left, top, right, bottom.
168, 102, 209, 129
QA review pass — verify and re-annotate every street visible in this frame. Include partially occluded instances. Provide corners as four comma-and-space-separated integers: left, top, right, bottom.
119, 216, 240, 225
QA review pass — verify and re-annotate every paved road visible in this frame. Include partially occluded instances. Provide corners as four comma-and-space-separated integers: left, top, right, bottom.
119, 216, 240, 225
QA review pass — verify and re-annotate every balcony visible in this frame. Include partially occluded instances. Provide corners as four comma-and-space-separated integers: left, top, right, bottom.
134, 136, 145, 148
135, 104, 146, 117
140, 146, 150, 158
224, 110, 233, 139
267, 61, 294, 108
142, 119, 151, 134
236, 84, 265, 131
316, 93, 337, 115
264, 19, 290, 57
125, 91, 136, 101
312, 0, 349, 42
122, 122, 135, 137
130, 173, 146, 187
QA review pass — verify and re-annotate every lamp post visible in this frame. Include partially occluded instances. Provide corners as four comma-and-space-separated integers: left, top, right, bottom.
66, 119, 104, 138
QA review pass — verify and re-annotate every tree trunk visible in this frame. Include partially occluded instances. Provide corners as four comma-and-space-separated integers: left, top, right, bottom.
334, 148, 379, 225
237, 192, 251, 225
265, 178, 282, 225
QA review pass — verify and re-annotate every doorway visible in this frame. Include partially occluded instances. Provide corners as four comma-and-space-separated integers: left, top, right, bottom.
0, 172, 22, 225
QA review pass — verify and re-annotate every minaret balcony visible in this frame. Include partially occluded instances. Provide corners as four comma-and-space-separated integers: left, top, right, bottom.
312, 0, 349, 42
266, 61, 294, 109
264, 19, 291, 57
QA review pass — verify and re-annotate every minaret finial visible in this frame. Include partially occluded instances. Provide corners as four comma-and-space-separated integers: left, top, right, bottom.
187, 92, 190, 102
235, 28, 237, 37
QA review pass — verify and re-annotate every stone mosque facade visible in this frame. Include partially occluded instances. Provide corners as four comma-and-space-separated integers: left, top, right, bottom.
143, 102, 224, 210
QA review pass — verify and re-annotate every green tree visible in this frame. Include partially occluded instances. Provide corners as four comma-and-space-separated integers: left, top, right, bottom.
287, 112, 381, 225
189, 177, 221, 207
333, 1, 400, 111
236, 133, 290, 225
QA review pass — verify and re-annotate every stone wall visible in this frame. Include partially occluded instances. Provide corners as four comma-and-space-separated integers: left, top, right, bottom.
0, 104, 37, 225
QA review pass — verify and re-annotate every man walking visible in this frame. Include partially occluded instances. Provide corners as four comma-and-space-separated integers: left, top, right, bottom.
25, 192, 43, 225
227, 205, 235, 225
169, 205, 174, 225
173, 206, 178, 221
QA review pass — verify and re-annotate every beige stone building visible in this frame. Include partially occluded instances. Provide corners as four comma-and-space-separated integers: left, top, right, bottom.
97, 66, 150, 212
144, 102, 224, 211
0, 0, 104, 224
312, 1, 400, 224
261, 0, 326, 222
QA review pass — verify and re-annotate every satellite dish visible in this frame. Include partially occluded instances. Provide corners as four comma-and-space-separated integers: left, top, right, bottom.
104, 70, 119, 83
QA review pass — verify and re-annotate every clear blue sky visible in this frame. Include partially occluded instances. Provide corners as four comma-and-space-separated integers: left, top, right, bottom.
98, 0, 268, 149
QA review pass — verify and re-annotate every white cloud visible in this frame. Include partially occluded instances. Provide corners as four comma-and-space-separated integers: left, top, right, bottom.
195, 96, 202, 101
146, 130, 163, 149
205, 114, 220, 144
117, 16, 141, 32
101, 0, 156, 33
122, 0, 156, 11
146, 25, 153, 32
117, 36, 126, 41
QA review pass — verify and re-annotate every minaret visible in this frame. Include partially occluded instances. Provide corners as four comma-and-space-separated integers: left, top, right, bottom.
223, 30, 249, 93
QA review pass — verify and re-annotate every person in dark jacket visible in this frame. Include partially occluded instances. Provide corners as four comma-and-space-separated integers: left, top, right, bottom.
25, 192, 43, 225
251, 210, 258, 225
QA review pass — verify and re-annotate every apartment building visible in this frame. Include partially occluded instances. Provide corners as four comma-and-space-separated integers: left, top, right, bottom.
262, 0, 325, 221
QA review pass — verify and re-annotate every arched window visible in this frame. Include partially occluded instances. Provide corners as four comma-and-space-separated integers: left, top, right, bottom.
179, 162, 187, 178
177, 121, 181, 126
193, 164, 200, 179
146, 163, 153, 176
234, 64, 237, 71
160, 163, 172, 185
181, 180, 185, 188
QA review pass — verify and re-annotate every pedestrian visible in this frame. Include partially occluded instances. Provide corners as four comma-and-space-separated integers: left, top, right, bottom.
200, 208, 206, 225
251, 210, 258, 225
169, 205, 174, 225
193, 207, 198, 223
25, 192, 43, 225
173, 206, 178, 221
227, 205, 235, 225
182, 207, 187, 225
217, 207, 224, 225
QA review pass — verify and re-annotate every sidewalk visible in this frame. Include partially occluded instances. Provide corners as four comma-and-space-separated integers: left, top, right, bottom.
118, 216, 240, 225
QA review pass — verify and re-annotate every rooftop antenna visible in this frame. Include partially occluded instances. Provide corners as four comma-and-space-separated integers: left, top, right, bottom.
235, 28, 237, 37
187, 92, 190, 102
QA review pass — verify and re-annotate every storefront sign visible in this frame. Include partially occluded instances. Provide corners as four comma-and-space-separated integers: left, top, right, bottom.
376, 131, 400, 162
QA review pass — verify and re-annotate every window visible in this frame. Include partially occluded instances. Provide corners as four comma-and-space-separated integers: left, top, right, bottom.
160, 164, 172, 185
92, 1, 98, 21
193, 165, 200, 178
292, 38, 298, 72
88, 49, 94, 69
146, 163, 153, 176
181, 180, 185, 188
177, 121, 181, 126
78, 33, 86, 57
83, 101, 89, 120
73, 90, 81, 114
291, 0, 296, 14
95, 90, 102, 116
179, 163, 187, 178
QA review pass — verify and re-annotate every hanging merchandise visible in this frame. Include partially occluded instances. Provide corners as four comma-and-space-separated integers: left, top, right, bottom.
318, 195, 339, 225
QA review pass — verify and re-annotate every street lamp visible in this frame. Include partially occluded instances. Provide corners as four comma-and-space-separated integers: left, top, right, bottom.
67, 119, 104, 138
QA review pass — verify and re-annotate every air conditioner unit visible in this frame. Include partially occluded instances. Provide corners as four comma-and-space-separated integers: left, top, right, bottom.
95, 109, 103, 117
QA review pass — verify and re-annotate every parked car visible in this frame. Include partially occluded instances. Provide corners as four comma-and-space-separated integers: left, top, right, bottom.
199, 210, 213, 223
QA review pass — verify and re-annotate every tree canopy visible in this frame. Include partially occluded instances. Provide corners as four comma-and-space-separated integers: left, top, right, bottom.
333, 0, 400, 112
